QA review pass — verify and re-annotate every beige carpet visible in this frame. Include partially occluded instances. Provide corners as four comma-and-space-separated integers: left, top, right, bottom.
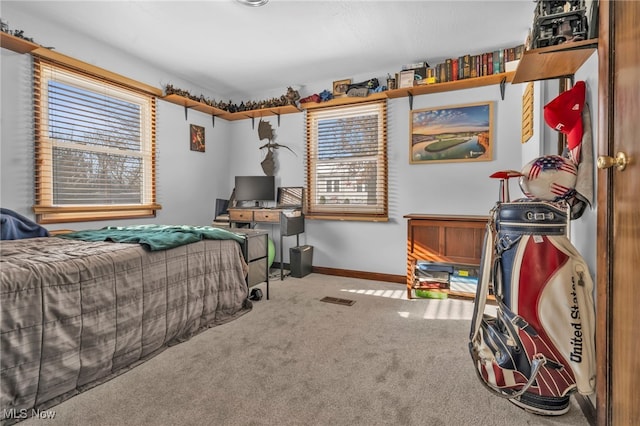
20, 274, 589, 426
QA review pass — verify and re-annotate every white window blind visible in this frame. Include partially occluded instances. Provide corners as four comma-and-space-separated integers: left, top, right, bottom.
305, 100, 388, 220
33, 58, 159, 223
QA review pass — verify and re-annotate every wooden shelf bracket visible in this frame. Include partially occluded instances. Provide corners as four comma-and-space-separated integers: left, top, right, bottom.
500, 77, 506, 100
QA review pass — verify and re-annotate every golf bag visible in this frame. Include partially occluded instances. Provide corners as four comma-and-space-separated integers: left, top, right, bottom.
469, 200, 595, 415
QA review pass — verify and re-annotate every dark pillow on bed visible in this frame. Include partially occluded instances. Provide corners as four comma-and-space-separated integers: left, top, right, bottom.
0, 208, 49, 240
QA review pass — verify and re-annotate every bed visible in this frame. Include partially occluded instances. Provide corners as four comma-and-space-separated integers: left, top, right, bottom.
0, 224, 252, 423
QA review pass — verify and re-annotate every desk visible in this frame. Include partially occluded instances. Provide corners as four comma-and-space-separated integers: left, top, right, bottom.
229, 208, 305, 280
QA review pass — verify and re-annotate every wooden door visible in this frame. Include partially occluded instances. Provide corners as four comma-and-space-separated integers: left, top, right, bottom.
596, 1, 640, 424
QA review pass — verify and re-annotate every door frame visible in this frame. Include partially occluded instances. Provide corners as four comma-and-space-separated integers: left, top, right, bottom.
595, 1, 612, 424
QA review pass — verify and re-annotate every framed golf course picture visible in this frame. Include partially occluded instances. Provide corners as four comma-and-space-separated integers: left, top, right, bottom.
409, 101, 494, 164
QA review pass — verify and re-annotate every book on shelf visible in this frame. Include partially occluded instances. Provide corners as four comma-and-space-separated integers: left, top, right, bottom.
493, 49, 503, 74
470, 55, 478, 78
405, 43, 524, 84
451, 58, 459, 81
461, 54, 471, 79
415, 279, 449, 290
402, 61, 430, 70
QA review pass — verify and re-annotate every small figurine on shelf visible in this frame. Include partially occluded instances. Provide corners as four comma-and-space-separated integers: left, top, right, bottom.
386, 74, 396, 90
285, 87, 300, 106
300, 94, 321, 103
319, 90, 333, 102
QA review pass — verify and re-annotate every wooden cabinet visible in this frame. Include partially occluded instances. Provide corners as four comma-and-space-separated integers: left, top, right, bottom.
404, 214, 487, 299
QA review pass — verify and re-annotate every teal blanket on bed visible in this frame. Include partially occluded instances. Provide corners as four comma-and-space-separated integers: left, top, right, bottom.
57, 224, 245, 251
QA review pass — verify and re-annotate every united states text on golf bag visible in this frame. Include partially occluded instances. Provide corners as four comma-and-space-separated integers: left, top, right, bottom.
469, 200, 595, 415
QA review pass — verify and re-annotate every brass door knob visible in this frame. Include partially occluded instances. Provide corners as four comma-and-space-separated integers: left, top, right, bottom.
597, 151, 629, 171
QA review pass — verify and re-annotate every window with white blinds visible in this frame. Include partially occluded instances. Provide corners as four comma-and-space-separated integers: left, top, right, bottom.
305, 100, 388, 221
33, 58, 159, 223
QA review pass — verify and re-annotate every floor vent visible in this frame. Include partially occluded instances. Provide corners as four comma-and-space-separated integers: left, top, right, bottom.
320, 296, 355, 306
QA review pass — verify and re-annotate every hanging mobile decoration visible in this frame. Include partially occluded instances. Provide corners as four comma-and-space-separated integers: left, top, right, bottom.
257, 119, 295, 176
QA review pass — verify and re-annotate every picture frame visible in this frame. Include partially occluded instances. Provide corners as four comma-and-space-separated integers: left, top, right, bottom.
332, 79, 351, 97
190, 124, 205, 152
398, 70, 415, 88
409, 101, 494, 164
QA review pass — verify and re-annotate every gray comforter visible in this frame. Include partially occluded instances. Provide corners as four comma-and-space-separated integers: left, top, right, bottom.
0, 237, 251, 422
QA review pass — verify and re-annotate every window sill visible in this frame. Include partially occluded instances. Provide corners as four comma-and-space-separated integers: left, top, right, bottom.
34, 204, 162, 224
305, 214, 388, 222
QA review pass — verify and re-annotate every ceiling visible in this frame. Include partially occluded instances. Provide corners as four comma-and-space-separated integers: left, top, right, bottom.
5, 0, 535, 100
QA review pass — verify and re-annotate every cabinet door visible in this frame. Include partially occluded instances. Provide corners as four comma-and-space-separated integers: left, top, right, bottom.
441, 224, 484, 265
410, 219, 484, 265
245, 233, 267, 262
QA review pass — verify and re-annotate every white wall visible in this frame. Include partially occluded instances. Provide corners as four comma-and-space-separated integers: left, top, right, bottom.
1, 4, 598, 279
0, 50, 233, 231
229, 83, 526, 275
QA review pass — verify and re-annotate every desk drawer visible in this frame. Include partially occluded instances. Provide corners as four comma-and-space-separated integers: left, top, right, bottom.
230, 209, 254, 222
245, 232, 267, 262
253, 210, 279, 223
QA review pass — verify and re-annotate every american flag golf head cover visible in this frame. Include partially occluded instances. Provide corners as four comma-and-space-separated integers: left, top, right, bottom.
519, 155, 577, 201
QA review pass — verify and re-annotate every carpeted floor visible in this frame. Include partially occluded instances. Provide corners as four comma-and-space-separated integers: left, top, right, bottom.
19, 274, 590, 426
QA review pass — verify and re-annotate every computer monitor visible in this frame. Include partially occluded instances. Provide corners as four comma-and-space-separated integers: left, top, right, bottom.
234, 175, 275, 204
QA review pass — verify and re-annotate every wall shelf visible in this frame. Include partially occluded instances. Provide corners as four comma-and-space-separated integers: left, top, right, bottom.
2, 30, 521, 121
512, 39, 598, 84
301, 73, 514, 111
161, 94, 300, 122
0, 32, 40, 54
162, 72, 513, 120
1, 35, 163, 96
300, 92, 388, 110
223, 104, 300, 121
386, 72, 515, 98
162, 94, 228, 119
162, 72, 515, 120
